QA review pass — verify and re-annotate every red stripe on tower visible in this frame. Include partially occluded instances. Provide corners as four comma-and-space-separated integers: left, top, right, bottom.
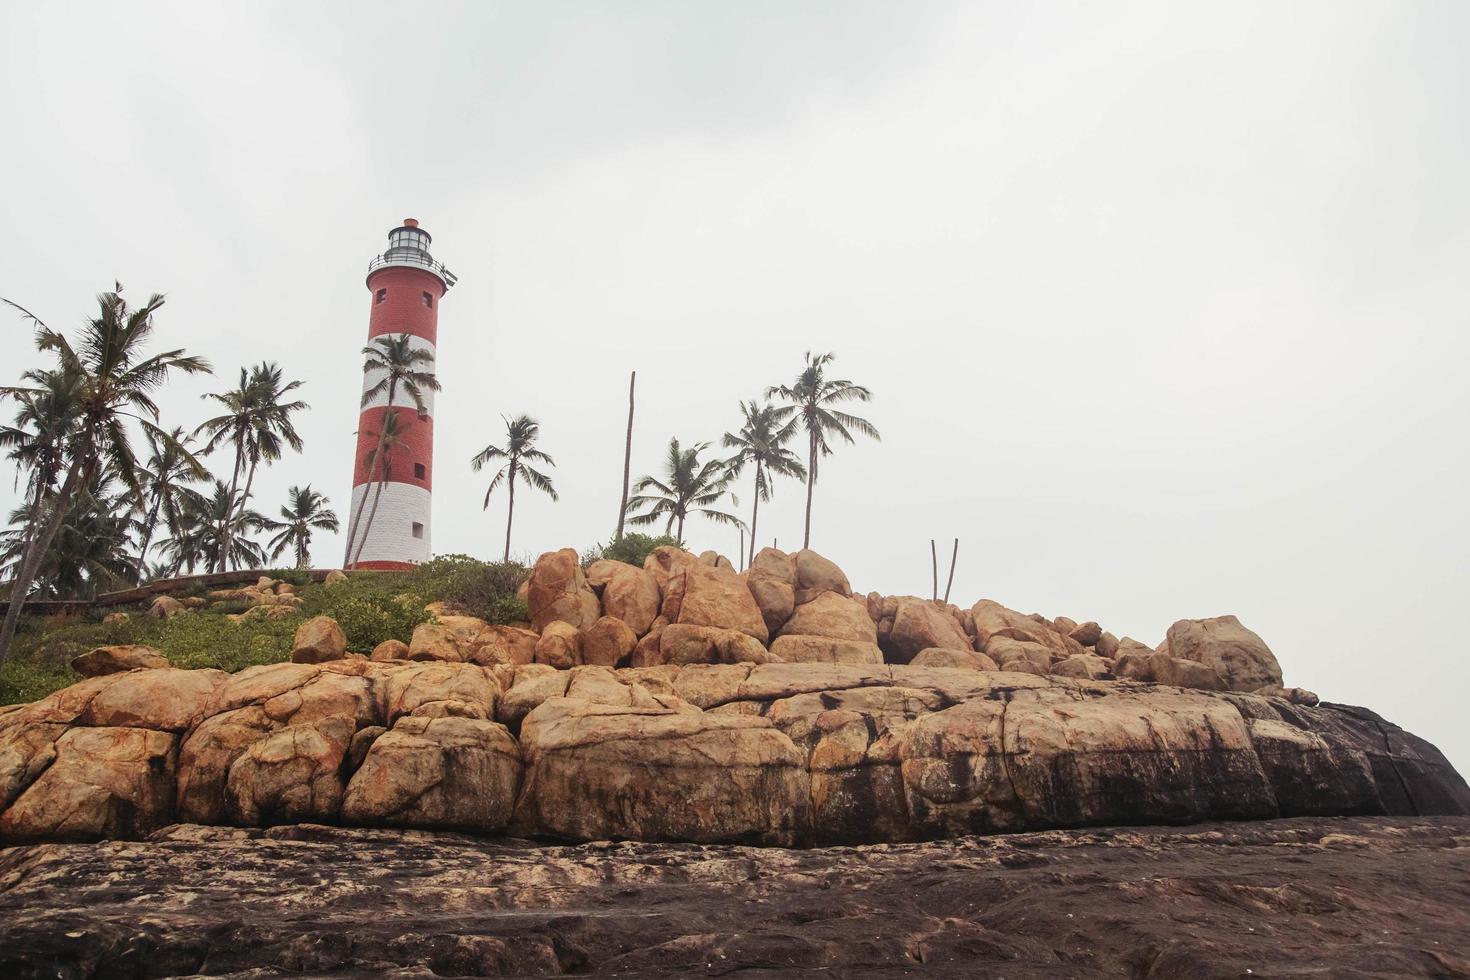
343, 218, 456, 570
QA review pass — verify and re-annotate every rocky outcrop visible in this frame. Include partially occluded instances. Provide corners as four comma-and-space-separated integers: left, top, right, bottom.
526, 548, 600, 632
290, 616, 346, 664
1, 658, 1464, 846
1160, 614, 1284, 692
746, 547, 797, 634
585, 560, 660, 636
659, 560, 768, 643
70, 645, 169, 677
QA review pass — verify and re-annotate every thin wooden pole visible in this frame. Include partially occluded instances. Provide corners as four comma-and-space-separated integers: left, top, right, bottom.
943, 539, 958, 604
931, 539, 938, 601
615, 370, 635, 541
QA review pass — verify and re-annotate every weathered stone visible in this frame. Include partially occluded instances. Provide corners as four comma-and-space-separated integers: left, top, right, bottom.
476, 625, 539, 667
909, 648, 1000, 671
658, 624, 771, 666
534, 621, 582, 669
148, 595, 186, 620
1160, 615, 1284, 693
1095, 631, 1120, 658
323, 569, 347, 587
225, 717, 353, 825
779, 591, 876, 643
747, 547, 797, 635
769, 635, 883, 665
290, 616, 346, 664
661, 561, 768, 643
791, 549, 851, 603
82, 668, 227, 732
971, 600, 1085, 661
582, 615, 637, 667
71, 645, 169, 677
643, 545, 698, 594
1051, 653, 1113, 680
371, 639, 410, 662
884, 598, 972, 664
586, 561, 661, 636
526, 548, 600, 632
984, 636, 1052, 675
101, 612, 129, 625
1068, 621, 1103, 646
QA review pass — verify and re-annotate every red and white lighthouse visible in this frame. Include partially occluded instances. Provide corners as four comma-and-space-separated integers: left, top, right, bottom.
344, 218, 455, 570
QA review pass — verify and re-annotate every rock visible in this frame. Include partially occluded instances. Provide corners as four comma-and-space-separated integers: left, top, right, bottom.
1253, 685, 1321, 706
381, 662, 499, 723
642, 545, 698, 593
660, 561, 768, 643
582, 616, 637, 667
984, 636, 1052, 675
1114, 649, 1224, 691
909, 648, 1000, 670
657, 624, 771, 666
791, 549, 851, 603
1095, 631, 1120, 658
147, 595, 185, 620
101, 612, 129, 625
585, 560, 660, 636
769, 635, 883, 665
884, 598, 972, 664
475, 625, 539, 666
290, 616, 346, 664
747, 548, 797, 634
342, 716, 521, 832
226, 717, 353, 825
971, 600, 1085, 661
370, 639, 410, 662
697, 550, 734, 571
82, 668, 227, 732
1068, 621, 1102, 646
778, 591, 876, 643
526, 548, 600, 632
407, 622, 468, 662
1051, 653, 1113, 680
0, 727, 177, 842
323, 570, 347, 587
70, 645, 169, 677
534, 621, 582, 669
1160, 615, 1284, 693
512, 698, 810, 844
1053, 616, 1078, 633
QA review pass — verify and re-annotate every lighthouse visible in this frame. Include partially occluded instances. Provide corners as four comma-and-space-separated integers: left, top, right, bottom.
343, 218, 456, 570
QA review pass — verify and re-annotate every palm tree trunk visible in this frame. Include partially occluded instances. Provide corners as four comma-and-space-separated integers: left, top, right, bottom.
231, 459, 261, 571
748, 462, 762, 566
351, 463, 389, 567
0, 457, 86, 666
503, 460, 517, 563
218, 436, 245, 573
345, 377, 398, 566
802, 429, 817, 550
676, 513, 685, 543
133, 497, 162, 583
615, 370, 635, 541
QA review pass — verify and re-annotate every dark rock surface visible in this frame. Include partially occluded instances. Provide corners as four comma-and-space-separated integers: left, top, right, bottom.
3, 816, 1469, 978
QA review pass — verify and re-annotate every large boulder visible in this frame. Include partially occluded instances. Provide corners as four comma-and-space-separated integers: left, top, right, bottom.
582, 616, 638, 668
779, 592, 876, 643
747, 548, 797, 634
909, 648, 1000, 671
71, 645, 169, 677
290, 616, 346, 664
147, 595, 185, 620
526, 549, 600, 632
643, 545, 698, 594
660, 561, 768, 644
1160, 615, 1283, 693
342, 716, 521, 832
884, 598, 973, 664
1114, 649, 1224, 691
791, 550, 851, 604
972, 600, 1084, 662
225, 717, 354, 825
512, 698, 809, 844
534, 621, 582, 670
585, 560, 661, 636
657, 624, 771, 667
769, 635, 883, 665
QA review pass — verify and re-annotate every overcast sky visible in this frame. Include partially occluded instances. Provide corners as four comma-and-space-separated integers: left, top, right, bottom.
2, 1, 1467, 770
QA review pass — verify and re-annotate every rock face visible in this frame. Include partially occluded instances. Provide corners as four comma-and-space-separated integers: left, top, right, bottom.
526, 548, 600, 632
289, 616, 346, 664
585, 560, 660, 636
884, 597, 973, 664
3, 817, 1468, 978
1, 658, 1464, 847
70, 645, 168, 677
1161, 614, 1284, 692
659, 561, 768, 643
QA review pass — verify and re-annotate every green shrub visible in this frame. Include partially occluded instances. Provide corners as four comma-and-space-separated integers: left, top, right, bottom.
584, 533, 682, 569
312, 592, 430, 652
260, 567, 312, 587
484, 594, 530, 626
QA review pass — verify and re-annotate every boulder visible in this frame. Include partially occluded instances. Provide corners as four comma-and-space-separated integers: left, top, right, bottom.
342, 716, 521, 832
984, 636, 1052, 675
791, 549, 851, 604
225, 717, 353, 825
642, 545, 698, 594
1051, 654, 1113, 680
534, 621, 582, 670
779, 592, 876, 644
102, 612, 129, 625
585, 560, 661, 636
1095, 631, 1120, 658
698, 550, 734, 571
526, 548, 600, 632
147, 595, 185, 620
909, 648, 1000, 671
475, 625, 539, 667
582, 616, 638, 668
1160, 615, 1283, 693
747, 548, 797, 635
1068, 621, 1103, 647
661, 561, 768, 643
381, 662, 499, 723
1114, 649, 1224, 691
371, 639, 410, 662
512, 698, 809, 845
770, 635, 883, 665
290, 616, 346, 664
71, 645, 168, 677
81, 668, 227, 732
658, 624, 771, 666
972, 600, 1085, 661
1252, 685, 1321, 707
323, 570, 347, 587
884, 598, 972, 664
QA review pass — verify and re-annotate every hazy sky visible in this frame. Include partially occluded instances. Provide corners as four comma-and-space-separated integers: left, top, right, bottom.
2, 2, 1467, 770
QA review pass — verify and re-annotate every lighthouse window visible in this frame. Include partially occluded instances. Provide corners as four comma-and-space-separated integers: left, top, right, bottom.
375, 288, 387, 304
411, 522, 424, 539
414, 462, 426, 480
422, 291, 433, 308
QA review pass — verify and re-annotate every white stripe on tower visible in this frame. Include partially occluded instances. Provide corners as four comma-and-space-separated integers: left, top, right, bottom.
348, 482, 433, 566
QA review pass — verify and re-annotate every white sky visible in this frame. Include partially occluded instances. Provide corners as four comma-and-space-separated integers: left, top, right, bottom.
2, 2, 1467, 771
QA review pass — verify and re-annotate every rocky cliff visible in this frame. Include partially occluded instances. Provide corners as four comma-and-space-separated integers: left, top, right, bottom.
1, 546, 1465, 846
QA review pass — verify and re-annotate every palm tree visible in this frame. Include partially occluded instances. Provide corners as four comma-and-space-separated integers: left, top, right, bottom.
260, 485, 339, 568
343, 335, 439, 564
722, 400, 806, 567
348, 409, 406, 567
0, 471, 139, 599
194, 363, 307, 571
0, 364, 84, 573
131, 425, 207, 582
766, 351, 880, 549
471, 414, 558, 563
161, 479, 266, 574
0, 288, 210, 664
625, 437, 743, 542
